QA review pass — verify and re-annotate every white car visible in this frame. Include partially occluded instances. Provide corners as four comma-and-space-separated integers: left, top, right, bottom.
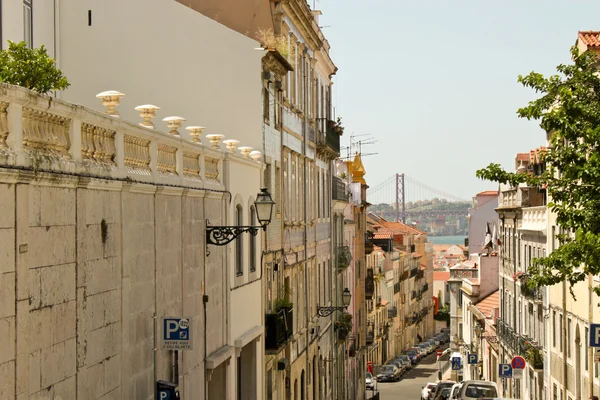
365, 372, 375, 390
456, 380, 499, 399
421, 382, 437, 400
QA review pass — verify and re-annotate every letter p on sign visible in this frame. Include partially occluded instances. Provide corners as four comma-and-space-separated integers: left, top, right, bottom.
160, 392, 168, 400
166, 320, 179, 339
592, 324, 600, 347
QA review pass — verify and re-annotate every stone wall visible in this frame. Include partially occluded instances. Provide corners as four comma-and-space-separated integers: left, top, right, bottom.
0, 176, 226, 400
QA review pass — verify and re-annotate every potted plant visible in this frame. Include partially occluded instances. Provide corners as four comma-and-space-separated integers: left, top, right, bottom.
273, 283, 293, 313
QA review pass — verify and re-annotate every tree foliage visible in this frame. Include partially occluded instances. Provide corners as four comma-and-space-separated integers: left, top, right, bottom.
476, 46, 600, 297
0, 41, 70, 94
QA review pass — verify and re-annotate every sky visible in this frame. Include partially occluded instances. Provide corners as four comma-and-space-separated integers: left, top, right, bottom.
316, 0, 600, 200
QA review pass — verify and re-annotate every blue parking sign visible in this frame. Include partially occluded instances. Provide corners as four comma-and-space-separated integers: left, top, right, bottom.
590, 324, 600, 347
468, 353, 478, 365
451, 356, 462, 370
161, 316, 193, 350
498, 363, 512, 379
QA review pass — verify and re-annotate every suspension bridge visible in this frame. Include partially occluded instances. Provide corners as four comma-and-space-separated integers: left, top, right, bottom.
367, 173, 470, 223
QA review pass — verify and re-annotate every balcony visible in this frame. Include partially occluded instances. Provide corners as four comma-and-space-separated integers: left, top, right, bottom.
265, 308, 293, 351
520, 206, 547, 233
388, 307, 397, 318
316, 120, 340, 158
337, 245, 352, 270
365, 231, 375, 255
366, 332, 374, 344
332, 176, 349, 202
496, 319, 520, 355
365, 268, 374, 300
519, 275, 544, 303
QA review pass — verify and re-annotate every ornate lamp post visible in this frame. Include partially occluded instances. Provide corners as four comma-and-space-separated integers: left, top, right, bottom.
205, 188, 275, 254
316, 288, 351, 317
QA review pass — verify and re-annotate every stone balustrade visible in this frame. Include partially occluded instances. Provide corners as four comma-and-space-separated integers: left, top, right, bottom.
0, 84, 260, 189
520, 206, 547, 233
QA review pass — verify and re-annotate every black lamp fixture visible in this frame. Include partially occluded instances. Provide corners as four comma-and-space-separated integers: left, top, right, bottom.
206, 188, 275, 253
316, 288, 351, 317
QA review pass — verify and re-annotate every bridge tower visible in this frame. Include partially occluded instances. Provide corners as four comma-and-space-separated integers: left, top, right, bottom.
395, 173, 406, 223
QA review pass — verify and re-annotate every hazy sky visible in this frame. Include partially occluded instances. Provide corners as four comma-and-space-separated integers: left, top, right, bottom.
317, 0, 600, 200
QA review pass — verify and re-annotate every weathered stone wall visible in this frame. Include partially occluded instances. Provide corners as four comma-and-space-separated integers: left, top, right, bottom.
0, 175, 226, 400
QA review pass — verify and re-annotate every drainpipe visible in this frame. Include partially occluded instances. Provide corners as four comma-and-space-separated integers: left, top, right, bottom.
590, 273, 594, 398
302, 47, 310, 400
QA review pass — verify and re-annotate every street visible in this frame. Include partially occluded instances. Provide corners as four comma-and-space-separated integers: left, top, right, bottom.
368, 351, 445, 400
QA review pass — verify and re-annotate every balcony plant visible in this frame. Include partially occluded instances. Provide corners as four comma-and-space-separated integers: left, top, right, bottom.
337, 245, 352, 270
525, 346, 544, 370
0, 41, 70, 94
335, 312, 352, 341
273, 283, 294, 313
256, 28, 295, 64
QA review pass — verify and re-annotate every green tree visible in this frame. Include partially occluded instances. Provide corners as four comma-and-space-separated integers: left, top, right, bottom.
0, 41, 70, 94
476, 46, 600, 297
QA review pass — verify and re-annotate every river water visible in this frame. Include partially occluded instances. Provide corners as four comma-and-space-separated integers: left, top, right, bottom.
427, 235, 467, 245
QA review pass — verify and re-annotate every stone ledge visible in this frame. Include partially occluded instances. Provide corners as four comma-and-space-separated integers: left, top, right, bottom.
205, 345, 234, 370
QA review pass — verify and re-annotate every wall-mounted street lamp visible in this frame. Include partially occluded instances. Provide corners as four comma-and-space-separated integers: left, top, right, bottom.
317, 288, 352, 317
206, 188, 275, 253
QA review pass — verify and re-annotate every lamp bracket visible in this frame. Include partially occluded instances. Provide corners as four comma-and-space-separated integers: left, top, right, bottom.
205, 219, 263, 256
316, 306, 346, 317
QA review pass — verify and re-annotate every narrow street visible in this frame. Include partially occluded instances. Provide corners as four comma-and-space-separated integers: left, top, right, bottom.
369, 351, 445, 400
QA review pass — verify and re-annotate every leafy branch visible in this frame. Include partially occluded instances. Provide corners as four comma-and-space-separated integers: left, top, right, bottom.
476, 46, 600, 298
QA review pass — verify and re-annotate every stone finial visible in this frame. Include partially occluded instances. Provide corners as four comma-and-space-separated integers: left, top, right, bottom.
185, 126, 206, 144
249, 150, 262, 161
96, 90, 125, 117
163, 116, 186, 136
223, 139, 241, 154
134, 104, 160, 129
206, 134, 225, 149
238, 146, 253, 158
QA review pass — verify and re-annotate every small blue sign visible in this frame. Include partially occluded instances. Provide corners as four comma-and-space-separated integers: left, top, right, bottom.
468, 353, 478, 365
451, 356, 462, 370
499, 363, 512, 379
161, 317, 193, 350
590, 324, 600, 347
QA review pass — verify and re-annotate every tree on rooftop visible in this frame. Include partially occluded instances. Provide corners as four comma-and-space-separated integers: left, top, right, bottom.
476, 46, 600, 298
0, 41, 70, 94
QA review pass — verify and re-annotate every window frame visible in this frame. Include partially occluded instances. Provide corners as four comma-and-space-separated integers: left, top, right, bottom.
23, 0, 33, 48
235, 205, 243, 276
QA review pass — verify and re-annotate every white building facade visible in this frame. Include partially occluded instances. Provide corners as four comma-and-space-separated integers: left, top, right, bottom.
0, 1, 266, 399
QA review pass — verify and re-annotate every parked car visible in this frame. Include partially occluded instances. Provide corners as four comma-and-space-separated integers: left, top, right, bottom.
433, 387, 452, 400
404, 349, 419, 364
421, 382, 437, 400
456, 380, 499, 399
376, 365, 401, 382
410, 347, 426, 360
365, 371, 375, 390
395, 355, 413, 371
430, 381, 456, 400
386, 360, 406, 376
449, 383, 462, 399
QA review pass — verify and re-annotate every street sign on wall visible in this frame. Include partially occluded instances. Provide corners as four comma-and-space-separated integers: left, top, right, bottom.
160, 317, 193, 350
591, 324, 600, 347
594, 348, 600, 363
512, 368, 523, 379
467, 353, 478, 365
511, 356, 526, 369
498, 363, 512, 379
451, 357, 462, 370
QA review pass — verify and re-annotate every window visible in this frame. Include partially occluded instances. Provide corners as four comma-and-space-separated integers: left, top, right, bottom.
236, 205, 243, 276
553, 311, 557, 347
567, 318, 572, 358
586, 326, 589, 371
559, 316, 563, 351
249, 206, 256, 272
553, 384, 557, 400
23, 0, 32, 48
263, 84, 270, 123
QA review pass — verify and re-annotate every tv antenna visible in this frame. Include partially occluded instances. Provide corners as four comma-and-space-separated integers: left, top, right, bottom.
344, 133, 378, 159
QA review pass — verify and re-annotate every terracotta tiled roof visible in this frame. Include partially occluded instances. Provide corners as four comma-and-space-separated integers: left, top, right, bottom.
381, 299, 389, 306
433, 271, 450, 281
476, 190, 498, 196
516, 153, 529, 161
373, 233, 393, 239
579, 31, 600, 47
473, 290, 500, 319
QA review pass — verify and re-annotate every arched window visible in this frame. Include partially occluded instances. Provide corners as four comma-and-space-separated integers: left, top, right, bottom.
250, 206, 257, 272
236, 205, 243, 276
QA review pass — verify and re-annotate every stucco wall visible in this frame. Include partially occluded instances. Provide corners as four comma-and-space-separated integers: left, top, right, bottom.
0, 179, 232, 400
